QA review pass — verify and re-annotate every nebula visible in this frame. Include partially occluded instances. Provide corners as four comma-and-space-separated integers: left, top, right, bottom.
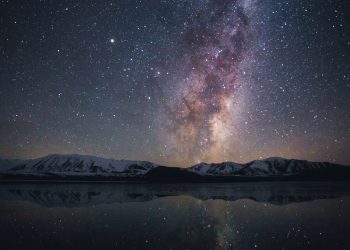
167, 0, 254, 163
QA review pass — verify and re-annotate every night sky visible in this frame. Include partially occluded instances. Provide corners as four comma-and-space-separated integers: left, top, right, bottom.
1, 0, 349, 166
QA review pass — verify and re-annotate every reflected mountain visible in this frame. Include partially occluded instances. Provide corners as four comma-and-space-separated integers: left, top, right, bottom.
1, 182, 350, 207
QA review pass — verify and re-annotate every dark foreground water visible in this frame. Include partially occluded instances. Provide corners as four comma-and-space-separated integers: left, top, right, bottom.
0, 182, 349, 250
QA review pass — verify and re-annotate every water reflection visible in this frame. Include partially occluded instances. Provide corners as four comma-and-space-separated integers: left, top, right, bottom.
0, 182, 349, 207
0, 182, 349, 250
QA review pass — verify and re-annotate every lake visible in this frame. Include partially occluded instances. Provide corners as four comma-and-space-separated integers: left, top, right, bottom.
0, 182, 349, 250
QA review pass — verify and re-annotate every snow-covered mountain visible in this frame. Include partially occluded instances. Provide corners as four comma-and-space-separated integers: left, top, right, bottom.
190, 157, 338, 177
0, 159, 27, 172
0, 154, 349, 180
2, 154, 156, 177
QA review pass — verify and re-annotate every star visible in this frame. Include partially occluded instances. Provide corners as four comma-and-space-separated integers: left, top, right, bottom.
0, 0, 348, 166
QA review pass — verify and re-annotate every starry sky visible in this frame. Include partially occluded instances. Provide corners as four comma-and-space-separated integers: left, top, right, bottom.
0, 0, 349, 166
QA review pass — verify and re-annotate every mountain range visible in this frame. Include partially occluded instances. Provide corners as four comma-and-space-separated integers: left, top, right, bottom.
0, 154, 350, 182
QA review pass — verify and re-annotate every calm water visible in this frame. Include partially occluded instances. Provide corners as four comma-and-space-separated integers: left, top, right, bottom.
0, 182, 349, 250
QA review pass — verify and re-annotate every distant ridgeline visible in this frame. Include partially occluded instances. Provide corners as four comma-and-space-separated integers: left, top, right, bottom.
0, 154, 350, 182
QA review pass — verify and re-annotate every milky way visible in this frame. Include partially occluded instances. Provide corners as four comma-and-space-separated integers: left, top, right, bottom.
1, 0, 349, 166
166, 0, 254, 163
